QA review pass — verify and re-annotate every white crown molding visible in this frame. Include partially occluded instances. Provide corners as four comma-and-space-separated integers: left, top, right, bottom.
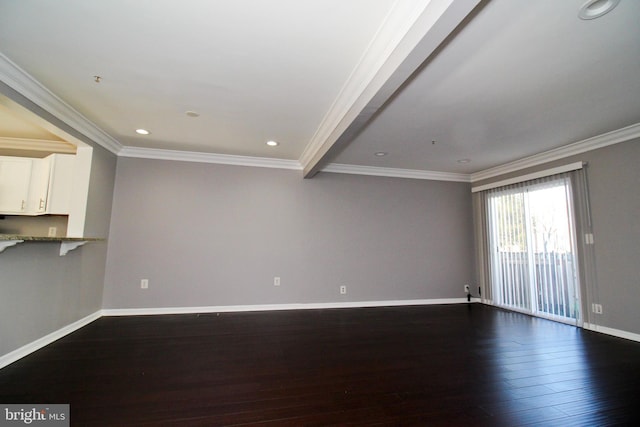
471, 161, 584, 193
0, 310, 101, 370
0, 136, 76, 154
119, 146, 303, 170
0, 52, 122, 154
102, 298, 476, 317
119, 146, 473, 181
323, 163, 471, 182
471, 122, 640, 182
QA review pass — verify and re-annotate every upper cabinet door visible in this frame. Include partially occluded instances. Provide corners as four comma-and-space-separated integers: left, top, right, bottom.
27, 155, 52, 213
45, 154, 74, 215
0, 157, 33, 214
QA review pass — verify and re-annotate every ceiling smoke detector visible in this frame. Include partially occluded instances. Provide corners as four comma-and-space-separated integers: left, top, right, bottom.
578, 0, 621, 20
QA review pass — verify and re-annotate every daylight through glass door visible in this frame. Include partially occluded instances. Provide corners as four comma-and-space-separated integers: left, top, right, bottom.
487, 175, 581, 324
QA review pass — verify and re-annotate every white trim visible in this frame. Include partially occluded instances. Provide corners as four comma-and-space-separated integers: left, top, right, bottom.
471, 161, 584, 192
0, 52, 122, 154
482, 303, 640, 343
323, 163, 471, 182
298, 0, 437, 173
471, 123, 640, 182
583, 322, 640, 343
0, 137, 76, 154
118, 146, 302, 170
301, 0, 482, 177
0, 299, 482, 369
0, 311, 102, 369
102, 298, 478, 316
117, 148, 473, 181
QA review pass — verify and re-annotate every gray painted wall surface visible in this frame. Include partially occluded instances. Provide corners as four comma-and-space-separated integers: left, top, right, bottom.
0, 84, 117, 358
103, 158, 475, 309
474, 139, 640, 334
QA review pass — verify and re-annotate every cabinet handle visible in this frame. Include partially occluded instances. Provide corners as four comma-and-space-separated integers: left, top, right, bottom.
21, 200, 25, 210
39, 198, 45, 210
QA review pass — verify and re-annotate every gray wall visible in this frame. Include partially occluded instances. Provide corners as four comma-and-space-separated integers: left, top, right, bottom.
0, 83, 117, 358
103, 158, 475, 309
474, 139, 640, 335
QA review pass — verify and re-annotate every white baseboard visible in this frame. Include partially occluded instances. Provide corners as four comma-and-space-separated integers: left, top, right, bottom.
3, 303, 636, 374
0, 310, 102, 370
1, 299, 481, 369
583, 322, 640, 343
102, 298, 478, 316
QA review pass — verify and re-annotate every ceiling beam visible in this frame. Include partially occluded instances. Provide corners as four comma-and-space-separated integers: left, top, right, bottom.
299, 0, 483, 178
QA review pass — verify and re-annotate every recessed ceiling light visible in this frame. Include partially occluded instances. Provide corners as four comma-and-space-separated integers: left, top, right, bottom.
578, 0, 620, 20
266, 140, 279, 147
374, 151, 388, 157
135, 129, 150, 135
457, 158, 471, 164
185, 111, 200, 117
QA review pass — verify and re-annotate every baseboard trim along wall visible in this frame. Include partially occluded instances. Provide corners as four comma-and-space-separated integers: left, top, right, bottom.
101, 298, 478, 316
4, 302, 639, 371
583, 322, 640, 343
0, 310, 102, 370
0, 299, 477, 369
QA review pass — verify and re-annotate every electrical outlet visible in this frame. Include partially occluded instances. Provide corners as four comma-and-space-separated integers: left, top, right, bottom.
141, 279, 149, 289
592, 303, 603, 314
48, 227, 57, 237
340, 285, 347, 295
464, 285, 470, 293
274, 276, 280, 286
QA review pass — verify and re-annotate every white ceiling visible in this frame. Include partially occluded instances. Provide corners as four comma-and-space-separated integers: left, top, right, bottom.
331, 0, 640, 174
0, 0, 638, 176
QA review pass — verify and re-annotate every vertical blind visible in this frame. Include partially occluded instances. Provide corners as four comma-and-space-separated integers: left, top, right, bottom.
472, 164, 597, 326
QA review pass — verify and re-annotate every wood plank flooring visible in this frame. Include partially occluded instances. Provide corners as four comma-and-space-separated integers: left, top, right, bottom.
1, 304, 640, 426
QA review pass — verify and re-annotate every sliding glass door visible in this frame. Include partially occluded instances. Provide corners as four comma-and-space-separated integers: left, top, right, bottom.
487, 175, 581, 324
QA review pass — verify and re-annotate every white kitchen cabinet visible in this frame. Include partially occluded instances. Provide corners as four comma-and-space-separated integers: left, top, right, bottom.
0, 157, 33, 213
0, 154, 75, 215
45, 154, 74, 214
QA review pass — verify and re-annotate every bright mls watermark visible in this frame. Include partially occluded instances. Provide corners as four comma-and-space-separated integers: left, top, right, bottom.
1, 405, 69, 426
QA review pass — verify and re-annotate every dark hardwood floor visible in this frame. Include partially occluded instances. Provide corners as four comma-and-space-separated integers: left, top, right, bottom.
1, 304, 640, 426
